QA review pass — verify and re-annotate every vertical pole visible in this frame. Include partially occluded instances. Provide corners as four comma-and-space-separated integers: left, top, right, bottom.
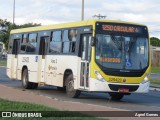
82, 0, 84, 21
13, 0, 15, 24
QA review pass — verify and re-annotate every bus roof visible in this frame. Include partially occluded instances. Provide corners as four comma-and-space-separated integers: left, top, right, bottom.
10, 19, 146, 34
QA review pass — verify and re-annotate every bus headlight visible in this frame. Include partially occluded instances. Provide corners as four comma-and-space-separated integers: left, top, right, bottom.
94, 70, 105, 82
141, 73, 150, 84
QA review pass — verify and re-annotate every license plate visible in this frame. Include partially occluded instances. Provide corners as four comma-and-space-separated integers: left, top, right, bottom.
118, 88, 129, 93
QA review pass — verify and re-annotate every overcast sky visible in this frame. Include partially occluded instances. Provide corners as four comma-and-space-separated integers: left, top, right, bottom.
0, 0, 160, 38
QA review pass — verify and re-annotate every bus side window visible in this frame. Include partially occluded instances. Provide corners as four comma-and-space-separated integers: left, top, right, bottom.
68, 29, 77, 53
26, 33, 37, 54
63, 30, 70, 53
8, 35, 13, 54
12, 39, 20, 55
20, 34, 28, 54
81, 36, 87, 60
39, 36, 49, 59
49, 31, 62, 53
80, 34, 92, 61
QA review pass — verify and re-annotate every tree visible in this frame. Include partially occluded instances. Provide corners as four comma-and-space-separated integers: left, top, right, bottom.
150, 37, 160, 47
0, 19, 12, 49
0, 19, 11, 30
0, 18, 41, 49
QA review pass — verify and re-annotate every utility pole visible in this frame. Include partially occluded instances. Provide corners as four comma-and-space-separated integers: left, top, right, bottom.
13, 0, 15, 24
93, 14, 106, 20
82, 0, 84, 20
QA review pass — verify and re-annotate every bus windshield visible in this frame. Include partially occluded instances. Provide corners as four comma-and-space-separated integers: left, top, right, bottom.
95, 34, 149, 70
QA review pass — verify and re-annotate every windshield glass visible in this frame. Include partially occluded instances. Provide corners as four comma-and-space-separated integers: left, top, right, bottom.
95, 34, 149, 70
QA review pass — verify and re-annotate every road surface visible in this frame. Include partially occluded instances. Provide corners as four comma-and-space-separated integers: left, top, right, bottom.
0, 67, 160, 111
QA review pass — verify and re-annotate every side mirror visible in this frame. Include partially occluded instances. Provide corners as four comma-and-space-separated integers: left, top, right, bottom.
91, 36, 95, 46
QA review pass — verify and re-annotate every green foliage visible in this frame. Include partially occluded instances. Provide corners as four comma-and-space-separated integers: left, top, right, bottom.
0, 18, 41, 50
151, 67, 160, 73
0, 19, 11, 30
0, 99, 102, 120
151, 80, 160, 85
16, 23, 41, 29
0, 98, 56, 111
150, 37, 160, 47
0, 60, 7, 66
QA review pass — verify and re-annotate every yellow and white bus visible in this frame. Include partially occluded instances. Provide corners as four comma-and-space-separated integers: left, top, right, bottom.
7, 20, 151, 100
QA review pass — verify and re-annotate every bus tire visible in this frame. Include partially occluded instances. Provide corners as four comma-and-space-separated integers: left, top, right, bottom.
66, 74, 81, 98
22, 69, 33, 89
109, 93, 124, 100
32, 83, 38, 89
57, 87, 66, 91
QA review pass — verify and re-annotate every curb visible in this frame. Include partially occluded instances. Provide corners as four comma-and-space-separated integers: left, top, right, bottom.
150, 87, 160, 92
150, 83, 160, 88
150, 83, 160, 91
0, 66, 6, 68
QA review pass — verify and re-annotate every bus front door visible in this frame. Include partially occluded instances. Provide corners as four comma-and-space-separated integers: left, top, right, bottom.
38, 37, 49, 83
11, 39, 20, 79
80, 34, 91, 90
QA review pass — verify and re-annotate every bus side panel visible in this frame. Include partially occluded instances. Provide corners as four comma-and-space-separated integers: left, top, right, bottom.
28, 55, 38, 83
18, 55, 27, 81
18, 55, 38, 83
45, 55, 80, 89
7, 54, 12, 79
37, 55, 46, 83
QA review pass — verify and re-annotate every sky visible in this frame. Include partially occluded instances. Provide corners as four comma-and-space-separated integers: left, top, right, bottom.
0, 0, 160, 38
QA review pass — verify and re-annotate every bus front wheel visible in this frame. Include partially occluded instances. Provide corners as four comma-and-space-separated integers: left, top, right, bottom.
66, 74, 81, 98
57, 86, 66, 91
109, 92, 124, 100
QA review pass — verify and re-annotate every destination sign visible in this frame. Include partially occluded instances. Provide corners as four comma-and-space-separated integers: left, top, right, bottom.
96, 22, 148, 35
100, 57, 121, 63
102, 25, 140, 33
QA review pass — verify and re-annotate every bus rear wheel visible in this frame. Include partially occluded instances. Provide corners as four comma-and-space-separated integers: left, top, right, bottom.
66, 74, 81, 98
109, 93, 124, 100
32, 83, 38, 89
22, 69, 38, 89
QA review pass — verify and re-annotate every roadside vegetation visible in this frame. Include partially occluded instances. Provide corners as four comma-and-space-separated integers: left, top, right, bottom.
0, 98, 103, 120
150, 67, 160, 85
0, 59, 6, 66
151, 67, 160, 74
150, 79, 160, 85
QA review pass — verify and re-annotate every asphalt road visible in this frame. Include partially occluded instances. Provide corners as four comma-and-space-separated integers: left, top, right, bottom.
0, 67, 160, 111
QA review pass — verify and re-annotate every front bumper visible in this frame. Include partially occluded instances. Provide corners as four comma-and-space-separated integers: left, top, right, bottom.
88, 78, 150, 93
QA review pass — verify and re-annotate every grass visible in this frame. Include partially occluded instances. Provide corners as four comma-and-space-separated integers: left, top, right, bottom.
0, 98, 56, 111
0, 60, 7, 66
0, 98, 103, 120
150, 79, 160, 85
151, 67, 160, 73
